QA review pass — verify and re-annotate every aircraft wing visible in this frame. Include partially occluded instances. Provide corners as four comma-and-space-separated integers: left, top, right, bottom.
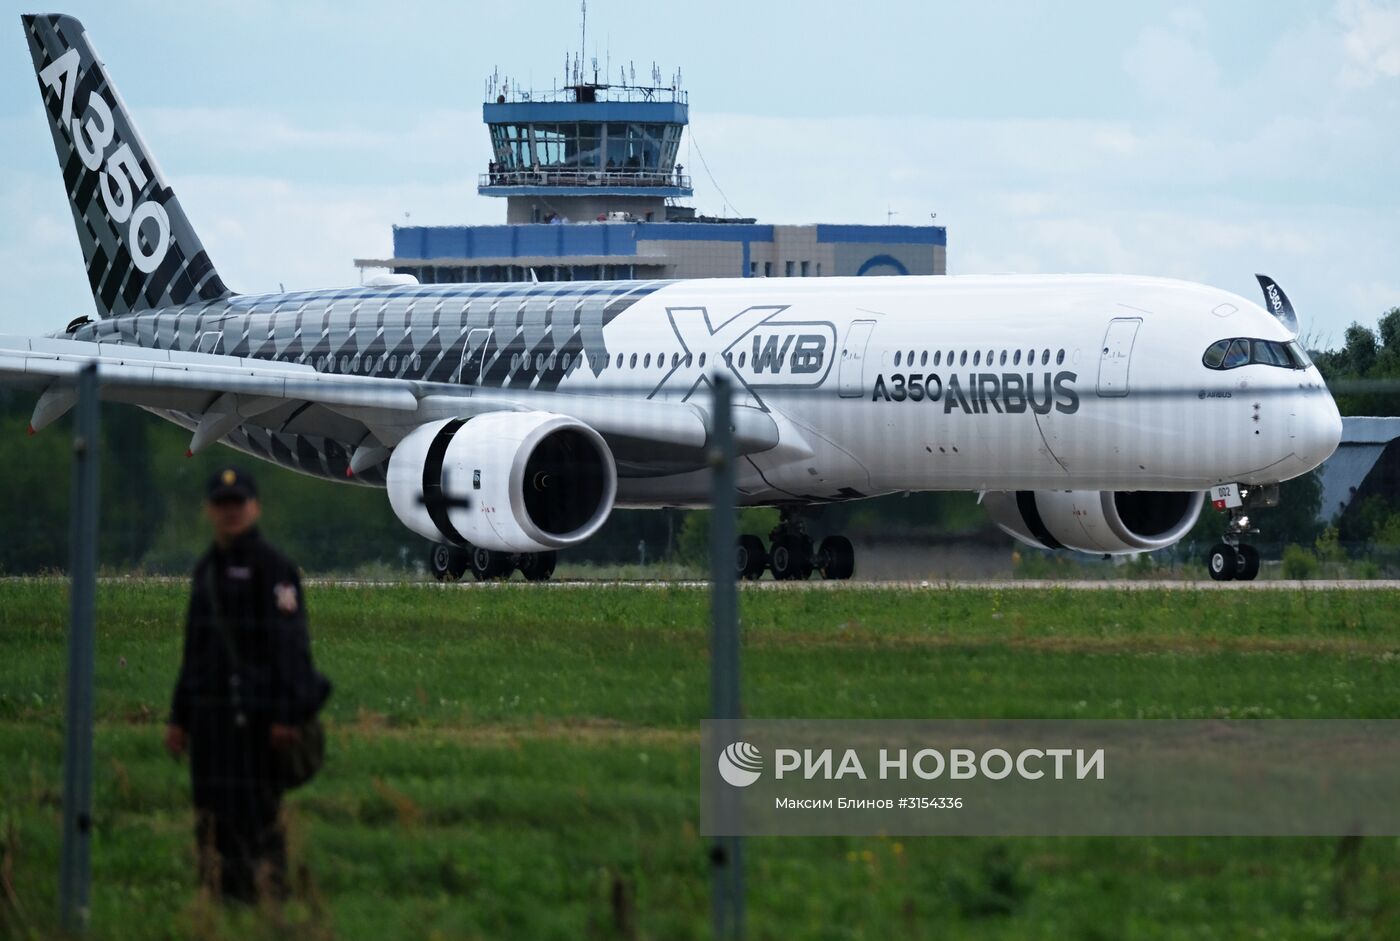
0, 334, 778, 469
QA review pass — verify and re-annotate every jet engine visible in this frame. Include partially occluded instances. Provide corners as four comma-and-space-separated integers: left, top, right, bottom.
387, 412, 617, 553
982, 490, 1204, 555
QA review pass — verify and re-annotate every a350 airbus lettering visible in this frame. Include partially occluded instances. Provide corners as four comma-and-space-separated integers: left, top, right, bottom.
872, 370, 1080, 414
39, 46, 170, 273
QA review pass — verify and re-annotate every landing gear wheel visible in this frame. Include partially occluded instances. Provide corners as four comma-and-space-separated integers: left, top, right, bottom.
1234, 544, 1260, 581
769, 536, 813, 581
818, 535, 855, 581
736, 535, 767, 580
518, 550, 558, 582
470, 547, 512, 581
429, 543, 470, 582
1207, 543, 1237, 582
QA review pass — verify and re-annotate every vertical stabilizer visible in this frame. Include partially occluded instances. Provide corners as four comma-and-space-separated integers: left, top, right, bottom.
21, 14, 232, 317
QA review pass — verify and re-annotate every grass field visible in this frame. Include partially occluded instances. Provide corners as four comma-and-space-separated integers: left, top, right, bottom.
4, 581, 1400, 939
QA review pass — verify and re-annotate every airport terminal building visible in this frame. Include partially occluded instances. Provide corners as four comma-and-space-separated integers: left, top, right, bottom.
355, 68, 945, 283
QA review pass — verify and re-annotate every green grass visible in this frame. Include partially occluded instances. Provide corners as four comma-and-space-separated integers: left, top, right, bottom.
3, 581, 1400, 939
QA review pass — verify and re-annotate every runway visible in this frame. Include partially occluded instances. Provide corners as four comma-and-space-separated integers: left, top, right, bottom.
8, 576, 1395, 591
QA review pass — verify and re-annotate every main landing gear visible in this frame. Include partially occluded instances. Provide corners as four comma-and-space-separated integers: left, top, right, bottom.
1205, 484, 1278, 582
429, 543, 558, 582
736, 509, 856, 581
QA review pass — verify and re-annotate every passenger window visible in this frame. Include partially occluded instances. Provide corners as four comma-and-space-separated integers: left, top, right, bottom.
630, 353, 638, 368
1222, 339, 1250, 368
1028, 349, 1036, 364
1056, 349, 1065, 365
999, 350, 1007, 366
933, 351, 941, 366
699, 353, 707, 367
895, 351, 902, 367
1203, 339, 1230, 368
644, 353, 651, 368
1013, 350, 1021, 366
1040, 350, 1050, 366
973, 351, 981, 366
959, 351, 967, 366
920, 351, 928, 367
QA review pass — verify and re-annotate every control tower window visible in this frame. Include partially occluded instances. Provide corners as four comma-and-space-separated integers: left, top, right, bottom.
576, 123, 602, 168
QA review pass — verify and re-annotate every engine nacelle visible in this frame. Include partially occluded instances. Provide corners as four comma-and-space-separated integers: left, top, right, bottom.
387, 412, 617, 553
983, 489, 1204, 555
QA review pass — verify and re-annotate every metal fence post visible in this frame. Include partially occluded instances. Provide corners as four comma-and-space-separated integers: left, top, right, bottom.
60, 364, 99, 934
708, 376, 744, 940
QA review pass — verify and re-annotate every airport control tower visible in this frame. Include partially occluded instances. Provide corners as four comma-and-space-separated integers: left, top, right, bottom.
354, 31, 945, 283
480, 62, 694, 225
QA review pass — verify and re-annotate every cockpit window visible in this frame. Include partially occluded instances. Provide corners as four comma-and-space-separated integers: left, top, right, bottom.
1222, 339, 1250, 368
1253, 339, 1292, 367
1203, 337, 1309, 371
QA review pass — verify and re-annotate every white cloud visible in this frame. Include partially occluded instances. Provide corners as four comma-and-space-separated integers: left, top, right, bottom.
1338, 0, 1400, 84
1122, 24, 1222, 109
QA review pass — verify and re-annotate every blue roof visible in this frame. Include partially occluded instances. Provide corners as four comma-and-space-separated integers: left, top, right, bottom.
478, 184, 693, 199
484, 101, 688, 125
816, 224, 946, 245
391, 222, 947, 259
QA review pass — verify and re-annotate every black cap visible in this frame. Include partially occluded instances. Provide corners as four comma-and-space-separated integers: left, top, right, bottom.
206, 466, 258, 502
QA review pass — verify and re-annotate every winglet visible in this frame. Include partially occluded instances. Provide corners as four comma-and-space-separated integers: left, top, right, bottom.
1254, 274, 1299, 336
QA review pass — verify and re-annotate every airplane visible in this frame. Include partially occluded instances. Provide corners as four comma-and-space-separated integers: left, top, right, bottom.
1, 14, 1343, 583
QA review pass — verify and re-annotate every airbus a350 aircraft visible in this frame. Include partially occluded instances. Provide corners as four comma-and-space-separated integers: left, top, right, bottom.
1, 15, 1343, 582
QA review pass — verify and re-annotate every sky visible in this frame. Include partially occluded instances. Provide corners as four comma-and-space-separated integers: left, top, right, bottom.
0, 0, 1396, 344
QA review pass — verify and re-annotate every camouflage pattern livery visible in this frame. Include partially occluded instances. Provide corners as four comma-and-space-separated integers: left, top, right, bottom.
68, 281, 663, 483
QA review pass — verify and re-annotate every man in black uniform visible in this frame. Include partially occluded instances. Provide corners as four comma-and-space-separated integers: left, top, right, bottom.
164, 467, 330, 904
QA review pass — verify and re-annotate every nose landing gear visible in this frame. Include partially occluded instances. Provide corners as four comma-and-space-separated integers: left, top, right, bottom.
1204, 485, 1276, 582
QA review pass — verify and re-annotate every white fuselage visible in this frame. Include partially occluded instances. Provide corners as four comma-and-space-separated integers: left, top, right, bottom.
67, 272, 1341, 509
522, 274, 1341, 505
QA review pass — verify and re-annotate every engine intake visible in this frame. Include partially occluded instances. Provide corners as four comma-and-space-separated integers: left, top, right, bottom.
387, 412, 617, 552
983, 489, 1204, 555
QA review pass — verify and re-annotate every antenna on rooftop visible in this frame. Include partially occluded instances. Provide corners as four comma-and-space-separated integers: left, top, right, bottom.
580, 0, 587, 79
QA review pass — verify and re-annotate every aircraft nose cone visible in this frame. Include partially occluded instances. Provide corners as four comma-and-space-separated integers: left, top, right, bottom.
1298, 391, 1343, 470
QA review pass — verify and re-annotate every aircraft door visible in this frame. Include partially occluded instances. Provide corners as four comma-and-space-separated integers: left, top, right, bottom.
1096, 317, 1141, 397
458, 328, 492, 385
838, 320, 876, 398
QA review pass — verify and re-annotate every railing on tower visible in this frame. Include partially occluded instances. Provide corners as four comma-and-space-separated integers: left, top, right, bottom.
479, 168, 691, 189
